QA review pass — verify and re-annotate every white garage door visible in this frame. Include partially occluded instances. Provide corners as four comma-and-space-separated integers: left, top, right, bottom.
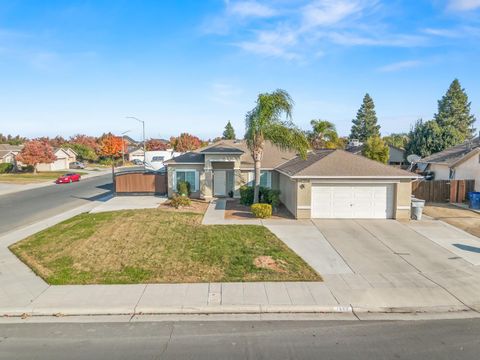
311, 184, 394, 219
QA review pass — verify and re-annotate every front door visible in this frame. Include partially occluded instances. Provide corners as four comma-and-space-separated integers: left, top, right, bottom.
214, 170, 226, 196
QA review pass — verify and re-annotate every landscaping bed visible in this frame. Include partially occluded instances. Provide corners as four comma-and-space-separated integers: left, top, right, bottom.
0, 171, 87, 184
10, 209, 320, 284
225, 199, 294, 220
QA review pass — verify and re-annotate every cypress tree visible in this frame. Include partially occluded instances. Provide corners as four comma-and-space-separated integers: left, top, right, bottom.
350, 93, 381, 141
434, 79, 476, 140
222, 121, 236, 140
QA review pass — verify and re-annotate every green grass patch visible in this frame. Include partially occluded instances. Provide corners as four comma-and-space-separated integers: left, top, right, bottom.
10, 209, 321, 284
0, 171, 87, 184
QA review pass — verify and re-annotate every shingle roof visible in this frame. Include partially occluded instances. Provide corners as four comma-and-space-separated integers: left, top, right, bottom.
277, 149, 417, 178
0, 144, 22, 151
164, 152, 204, 164
199, 145, 244, 154
419, 137, 480, 166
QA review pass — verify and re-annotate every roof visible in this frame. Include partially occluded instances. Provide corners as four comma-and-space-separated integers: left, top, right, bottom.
199, 145, 244, 154
419, 137, 480, 167
165, 140, 298, 168
0, 144, 22, 152
346, 144, 405, 155
277, 149, 418, 178
0, 150, 14, 158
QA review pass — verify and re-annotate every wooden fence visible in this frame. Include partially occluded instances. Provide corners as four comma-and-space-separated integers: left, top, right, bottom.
114, 171, 167, 195
412, 179, 475, 203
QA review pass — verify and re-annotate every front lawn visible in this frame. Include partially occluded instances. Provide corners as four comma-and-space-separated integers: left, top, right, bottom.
9, 209, 320, 284
0, 171, 87, 184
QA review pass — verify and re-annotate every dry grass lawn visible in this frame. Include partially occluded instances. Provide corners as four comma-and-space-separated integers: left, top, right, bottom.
423, 203, 480, 238
10, 209, 320, 285
0, 171, 86, 184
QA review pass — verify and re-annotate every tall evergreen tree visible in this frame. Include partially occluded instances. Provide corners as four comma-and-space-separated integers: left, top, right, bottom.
222, 121, 236, 140
350, 93, 380, 141
434, 79, 476, 140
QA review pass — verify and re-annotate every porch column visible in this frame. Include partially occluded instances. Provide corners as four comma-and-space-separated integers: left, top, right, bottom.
204, 166, 213, 199
233, 168, 242, 198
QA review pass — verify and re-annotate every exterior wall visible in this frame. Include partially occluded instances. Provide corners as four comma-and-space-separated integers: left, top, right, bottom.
278, 172, 297, 217
204, 154, 242, 198
388, 146, 406, 164
394, 180, 412, 220
429, 164, 451, 180
296, 179, 312, 219
271, 171, 280, 190
129, 150, 144, 162
167, 164, 205, 199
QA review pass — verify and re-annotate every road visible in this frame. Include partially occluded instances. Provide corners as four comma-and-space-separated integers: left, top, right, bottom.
0, 319, 480, 359
0, 174, 112, 234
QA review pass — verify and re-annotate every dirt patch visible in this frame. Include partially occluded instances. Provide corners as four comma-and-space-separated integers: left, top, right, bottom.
254, 256, 287, 273
159, 199, 209, 214
225, 199, 294, 220
423, 203, 480, 238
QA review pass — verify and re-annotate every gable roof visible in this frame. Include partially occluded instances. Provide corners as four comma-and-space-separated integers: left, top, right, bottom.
419, 137, 480, 167
0, 144, 23, 152
165, 152, 204, 164
277, 149, 418, 178
199, 145, 244, 154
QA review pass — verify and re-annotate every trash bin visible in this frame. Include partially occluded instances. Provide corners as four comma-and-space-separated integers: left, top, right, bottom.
468, 192, 480, 210
411, 198, 425, 220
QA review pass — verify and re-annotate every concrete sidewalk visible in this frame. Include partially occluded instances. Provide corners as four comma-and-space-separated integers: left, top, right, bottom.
0, 169, 110, 196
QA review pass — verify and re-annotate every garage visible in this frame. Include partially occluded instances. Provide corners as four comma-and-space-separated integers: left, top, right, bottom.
311, 183, 394, 219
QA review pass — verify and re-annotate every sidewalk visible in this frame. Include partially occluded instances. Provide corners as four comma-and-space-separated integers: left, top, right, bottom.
0, 198, 479, 319
0, 169, 111, 196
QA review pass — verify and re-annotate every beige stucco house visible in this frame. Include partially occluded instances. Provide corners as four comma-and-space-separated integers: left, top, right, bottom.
418, 137, 480, 191
36, 147, 77, 171
165, 140, 418, 220
0, 144, 22, 164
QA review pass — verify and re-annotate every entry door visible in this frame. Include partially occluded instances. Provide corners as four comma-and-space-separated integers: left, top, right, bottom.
214, 170, 226, 196
311, 184, 393, 219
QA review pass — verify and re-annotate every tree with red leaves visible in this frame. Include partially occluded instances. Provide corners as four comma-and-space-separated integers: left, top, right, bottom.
16, 140, 57, 174
69, 134, 100, 152
145, 139, 169, 151
100, 135, 123, 159
169, 133, 204, 152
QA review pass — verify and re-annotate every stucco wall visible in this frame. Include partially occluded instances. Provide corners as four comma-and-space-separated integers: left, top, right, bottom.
296, 180, 311, 219
395, 180, 412, 220
167, 164, 205, 199
278, 172, 297, 217
430, 164, 451, 180
454, 154, 480, 180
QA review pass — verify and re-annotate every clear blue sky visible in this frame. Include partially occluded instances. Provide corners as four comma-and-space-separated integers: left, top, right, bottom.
1, 0, 479, 141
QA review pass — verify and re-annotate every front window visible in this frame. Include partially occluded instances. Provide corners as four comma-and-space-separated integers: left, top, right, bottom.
248, 171, 271, 188
176, 170, 197, 192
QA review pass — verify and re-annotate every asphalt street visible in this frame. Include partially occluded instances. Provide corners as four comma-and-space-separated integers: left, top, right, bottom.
0, 319, 480, 360
0, 174, 113, 235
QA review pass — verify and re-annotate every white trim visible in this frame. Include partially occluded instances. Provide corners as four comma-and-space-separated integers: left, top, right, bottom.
397, 205, 411, 210
166, 162, 203, 165
297, 205, 311, 210
240, 167, 275, 171
174, 169, 199, 192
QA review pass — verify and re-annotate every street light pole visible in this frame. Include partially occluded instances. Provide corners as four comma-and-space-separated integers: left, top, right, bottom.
126, 116, 146, 166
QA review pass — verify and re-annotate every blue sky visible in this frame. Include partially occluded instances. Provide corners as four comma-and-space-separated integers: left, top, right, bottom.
1, 0, 479, 141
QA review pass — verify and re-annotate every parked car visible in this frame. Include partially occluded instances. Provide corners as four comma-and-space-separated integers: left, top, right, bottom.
56, 173, 81, 184
131, 159, 144, 165
69, 161, 85, 169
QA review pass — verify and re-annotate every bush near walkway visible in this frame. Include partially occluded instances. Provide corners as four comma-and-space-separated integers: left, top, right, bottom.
10, 209, 320, 284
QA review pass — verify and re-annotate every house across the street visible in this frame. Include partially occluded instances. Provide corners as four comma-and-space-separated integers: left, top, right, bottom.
417, 136, 480, 190
36, 147, 77, 171
346, 141, 407, 167
0, 144, 23, 164
165, 140, 419, 220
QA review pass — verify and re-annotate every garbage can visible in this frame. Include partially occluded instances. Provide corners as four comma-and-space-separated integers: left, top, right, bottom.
468, 192, 480, 210
411, 198, 425, 220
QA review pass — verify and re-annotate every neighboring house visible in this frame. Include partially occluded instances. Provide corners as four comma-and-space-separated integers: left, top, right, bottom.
417, 137, 480, 191
128, 148, 145, 162
36, 147, 77, 171
346, 143, 407, 167
144, 150, 182, 171
0, 144, 22, 164
164, 140, 418, 220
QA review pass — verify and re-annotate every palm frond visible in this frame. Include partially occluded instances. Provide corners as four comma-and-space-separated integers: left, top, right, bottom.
264, 122, 310, 159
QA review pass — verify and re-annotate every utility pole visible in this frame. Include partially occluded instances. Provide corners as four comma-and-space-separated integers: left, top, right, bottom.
121, 130, 131, 166
126, 116, 146, 167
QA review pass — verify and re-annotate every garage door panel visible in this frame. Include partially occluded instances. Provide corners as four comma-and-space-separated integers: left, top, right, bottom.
311, 184, 394, 219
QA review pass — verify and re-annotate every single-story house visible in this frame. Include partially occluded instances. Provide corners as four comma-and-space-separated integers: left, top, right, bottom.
36, 147, 77, 171
417, 137, 480, 191
346, 143, 407, 167
0, 144, 22, 164
144, 150, 182, 171
128, 148, 145, 162
164, 140, 418, 220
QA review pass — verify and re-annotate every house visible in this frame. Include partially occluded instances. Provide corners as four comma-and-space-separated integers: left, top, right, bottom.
346, 142, 407, 167
0, 144, 22, 164
36, 147, 77, 171
417, 137, 480, 191
144, 150, 182, 171
164, 140, 418, 220
128, 148, 145, 162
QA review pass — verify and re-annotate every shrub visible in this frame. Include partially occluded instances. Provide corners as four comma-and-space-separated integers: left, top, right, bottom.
0, 163, 13, 174
169, 195, 191, 209
176, 180, 191, 196
264, 189, 281, 210
240, 185, 254, 206
251, 203, 272, 218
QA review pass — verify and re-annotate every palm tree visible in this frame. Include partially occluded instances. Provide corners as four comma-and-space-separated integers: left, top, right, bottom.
309, 119, 340, 149
245, 89, 310, 203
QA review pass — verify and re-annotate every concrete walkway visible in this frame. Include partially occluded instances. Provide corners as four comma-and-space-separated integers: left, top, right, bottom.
0, 198, 480, 318
90, 196, 167, 213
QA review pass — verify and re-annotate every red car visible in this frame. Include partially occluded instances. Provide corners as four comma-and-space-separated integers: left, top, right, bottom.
56, 173, 81, 184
